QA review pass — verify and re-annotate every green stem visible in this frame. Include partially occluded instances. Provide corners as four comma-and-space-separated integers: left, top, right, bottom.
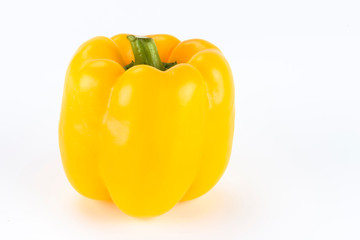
127, 35, 165, 71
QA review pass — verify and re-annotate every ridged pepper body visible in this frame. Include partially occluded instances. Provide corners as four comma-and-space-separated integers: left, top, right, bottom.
59, 34, 234, 217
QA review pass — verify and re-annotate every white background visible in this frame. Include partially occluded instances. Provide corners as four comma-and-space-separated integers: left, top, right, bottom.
1, 0, 359, 239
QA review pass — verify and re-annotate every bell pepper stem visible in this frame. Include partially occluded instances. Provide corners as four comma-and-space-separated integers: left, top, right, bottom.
127, 35, 165, 71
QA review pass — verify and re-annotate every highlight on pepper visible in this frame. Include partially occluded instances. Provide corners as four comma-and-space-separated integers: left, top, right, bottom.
59, 33, 235, 217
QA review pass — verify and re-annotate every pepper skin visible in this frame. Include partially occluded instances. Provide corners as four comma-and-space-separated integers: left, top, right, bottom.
59, 34, 234, 217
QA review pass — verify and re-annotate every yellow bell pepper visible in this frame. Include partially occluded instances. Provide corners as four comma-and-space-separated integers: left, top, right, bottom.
59, 34, 234, 217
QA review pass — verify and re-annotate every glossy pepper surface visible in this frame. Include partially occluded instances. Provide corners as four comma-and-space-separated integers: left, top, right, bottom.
59, 34, 234, 217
